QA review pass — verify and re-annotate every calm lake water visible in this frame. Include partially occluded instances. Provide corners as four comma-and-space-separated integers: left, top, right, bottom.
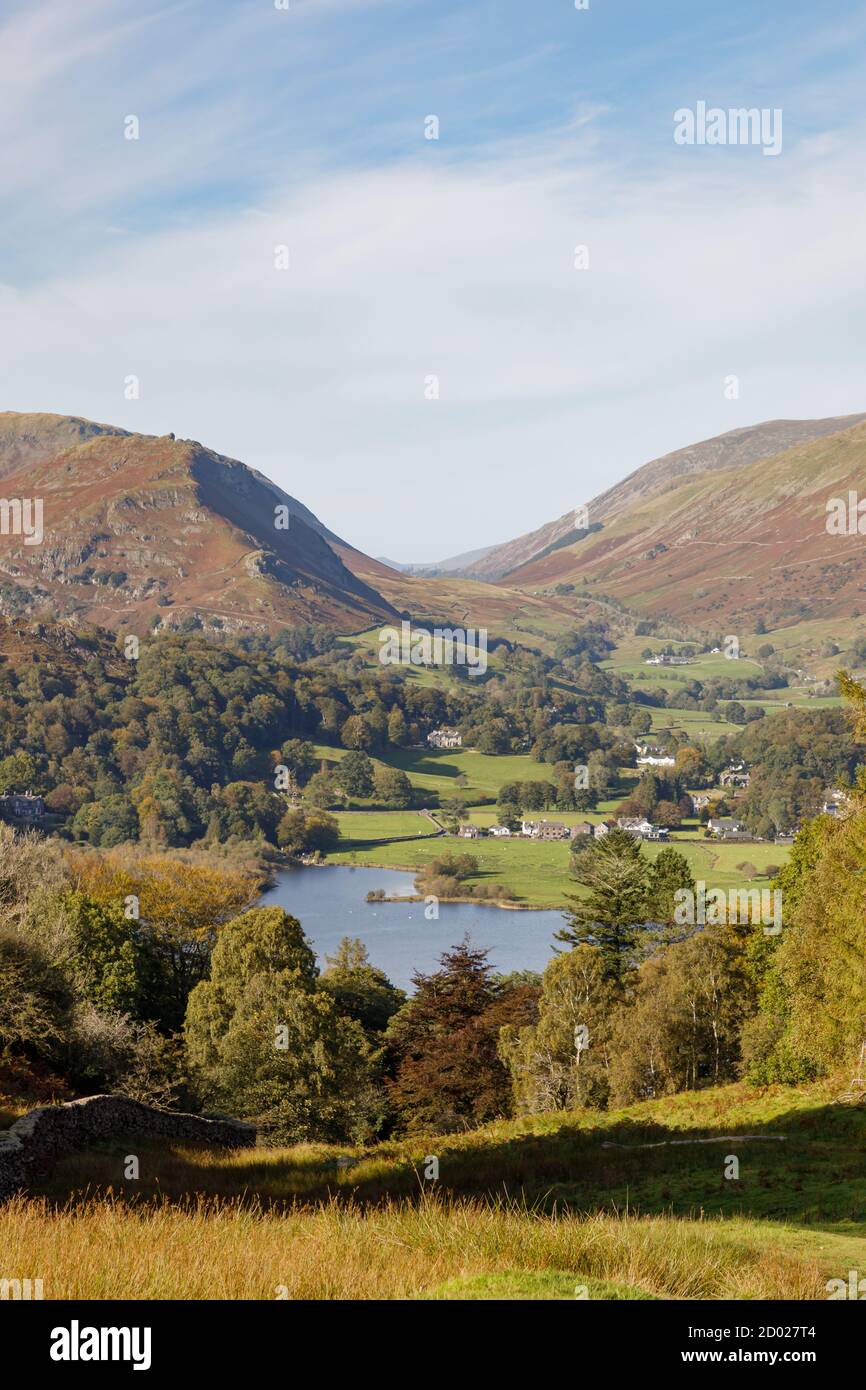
259, 865, 567, 992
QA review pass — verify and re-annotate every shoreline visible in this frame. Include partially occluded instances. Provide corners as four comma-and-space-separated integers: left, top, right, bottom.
290, 856, 565, 910
366, 891, 561, 912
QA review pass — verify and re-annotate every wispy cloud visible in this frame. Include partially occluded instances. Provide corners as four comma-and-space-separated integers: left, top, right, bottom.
2, 0, 866, 558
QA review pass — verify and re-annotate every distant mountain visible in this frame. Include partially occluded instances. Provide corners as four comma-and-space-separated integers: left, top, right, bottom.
460, 415, 866, 582
500, 416, 866, 628
375, 544, 498, 577
0, 412, 398, 635
8, 408, 863, 645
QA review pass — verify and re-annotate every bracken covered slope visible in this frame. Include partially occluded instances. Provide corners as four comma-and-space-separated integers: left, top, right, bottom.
460, 413, 866, 584
0, 414, 399, 635
502, 417, 866, 628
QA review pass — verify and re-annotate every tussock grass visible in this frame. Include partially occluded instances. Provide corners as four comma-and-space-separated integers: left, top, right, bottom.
9, 1079, 863, 1300
0, 1193, 825, 1301
27, 1077, 866, 1223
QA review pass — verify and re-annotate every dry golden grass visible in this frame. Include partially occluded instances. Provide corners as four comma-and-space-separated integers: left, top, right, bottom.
0, 1193, 826, 1301
8, 1079, 860, 1301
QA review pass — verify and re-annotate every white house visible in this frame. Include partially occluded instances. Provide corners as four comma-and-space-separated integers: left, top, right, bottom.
489, 825, 512, 837
617, 816, 669, 841
707, 816, 750, 840
428, 728, 462, 749
821, 789, 851, 817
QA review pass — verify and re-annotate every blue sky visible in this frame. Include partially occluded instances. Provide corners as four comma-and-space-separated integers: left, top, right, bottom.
2, 0, 866, 558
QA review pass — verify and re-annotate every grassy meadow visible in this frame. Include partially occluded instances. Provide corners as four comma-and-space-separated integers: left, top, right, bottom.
600, 627, 846, 724
329, 819, 789, 907
313, 741, 545, 802
9, 1078, 864, 1300
331, 810, 437, 842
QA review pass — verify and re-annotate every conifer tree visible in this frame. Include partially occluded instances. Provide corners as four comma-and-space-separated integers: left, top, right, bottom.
554, 827, 649, 982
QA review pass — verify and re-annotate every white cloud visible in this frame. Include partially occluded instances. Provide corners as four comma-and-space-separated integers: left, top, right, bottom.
2, 1, 866, 559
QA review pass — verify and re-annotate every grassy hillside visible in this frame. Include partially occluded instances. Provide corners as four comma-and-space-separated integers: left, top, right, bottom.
0, 417, 401, 635
312, 741, 564, 801
339, 579, 582, 659
462, 415, 866, 584
504, 419, 866, 631
601, 630, 846, 714
10, 1078, 864, 1300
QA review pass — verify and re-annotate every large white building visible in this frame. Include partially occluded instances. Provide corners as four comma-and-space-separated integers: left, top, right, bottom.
617, 816, 669, 841
427, 728, 462, 749
634, 742, 676, 768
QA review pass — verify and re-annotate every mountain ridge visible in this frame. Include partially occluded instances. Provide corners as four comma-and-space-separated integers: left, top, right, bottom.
502, 416, 866, 627
5, 408, 866, 641
449, 414, 866, 583
0, 414, 400, 635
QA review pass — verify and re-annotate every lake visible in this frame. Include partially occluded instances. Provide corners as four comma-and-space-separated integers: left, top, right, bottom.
259, 865, 567, 992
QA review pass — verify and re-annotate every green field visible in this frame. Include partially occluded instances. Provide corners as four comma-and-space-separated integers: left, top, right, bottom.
384, 746, 545, 799
313, 742, 559, 804
605, 654, 765, 684
332, 811, 437, 842
743, 693, 843, 711
646, 696, 843, 743
329, 824, 573, 904
642, 835, 787, 884
327, 818, 790, 906
647, 707, 741, 740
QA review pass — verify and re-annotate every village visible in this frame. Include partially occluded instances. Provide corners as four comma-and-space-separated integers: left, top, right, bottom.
425, 729, 848, 849
0, 731, 850, 857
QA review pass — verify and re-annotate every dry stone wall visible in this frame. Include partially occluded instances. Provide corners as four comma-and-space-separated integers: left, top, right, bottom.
0, 1094, 255, 1200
